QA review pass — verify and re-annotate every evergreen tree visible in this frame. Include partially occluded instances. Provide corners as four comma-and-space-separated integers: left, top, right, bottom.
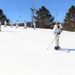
0, 9, 8, 25
35, 6, 54, 28
64, 5, 75, 31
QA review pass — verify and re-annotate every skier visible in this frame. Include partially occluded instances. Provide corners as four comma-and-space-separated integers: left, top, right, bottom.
53, 22, 63, 50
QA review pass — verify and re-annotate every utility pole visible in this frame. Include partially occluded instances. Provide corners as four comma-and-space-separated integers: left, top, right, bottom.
56, 11, 58, 22
19, 8, 21, 18
30, 4, 35, 28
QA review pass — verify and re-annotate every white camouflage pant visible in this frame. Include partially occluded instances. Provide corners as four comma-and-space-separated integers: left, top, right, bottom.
54, 35, 60, 47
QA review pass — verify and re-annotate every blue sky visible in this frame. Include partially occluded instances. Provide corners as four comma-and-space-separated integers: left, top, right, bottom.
0, 0, 75, 23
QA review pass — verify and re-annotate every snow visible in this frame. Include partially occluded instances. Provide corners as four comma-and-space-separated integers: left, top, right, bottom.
0, 25, 75, 75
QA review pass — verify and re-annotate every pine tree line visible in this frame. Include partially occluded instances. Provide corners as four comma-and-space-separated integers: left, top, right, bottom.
63, 5, 75, 31
0, 5, 75, 31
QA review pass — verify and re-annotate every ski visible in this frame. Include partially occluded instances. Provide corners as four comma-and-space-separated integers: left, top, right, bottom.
59, 48, 69, 52
54, 48, 70, 53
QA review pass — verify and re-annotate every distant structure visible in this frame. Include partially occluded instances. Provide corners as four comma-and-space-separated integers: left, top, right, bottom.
0, 21, 1, 31
24, 21, 27, 29
10, 20, 12, 28
16, 20, 18, 28
30, 4, 36, 28
4, 20, 7, 27
33, 20, 36, 30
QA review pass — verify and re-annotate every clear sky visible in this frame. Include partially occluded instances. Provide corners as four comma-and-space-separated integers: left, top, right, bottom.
0, 0, 75, 23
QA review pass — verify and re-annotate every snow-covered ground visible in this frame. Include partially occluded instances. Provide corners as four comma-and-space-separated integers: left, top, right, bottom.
0, 25, 75, 75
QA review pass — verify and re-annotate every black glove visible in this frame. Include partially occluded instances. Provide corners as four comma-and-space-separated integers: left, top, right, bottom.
57, 32, 60, 35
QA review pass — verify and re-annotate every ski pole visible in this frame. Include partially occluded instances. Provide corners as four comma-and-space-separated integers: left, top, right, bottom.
47, 35, 58, 50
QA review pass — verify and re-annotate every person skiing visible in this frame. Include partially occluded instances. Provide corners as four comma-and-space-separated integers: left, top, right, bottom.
53, 22, 63, 50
